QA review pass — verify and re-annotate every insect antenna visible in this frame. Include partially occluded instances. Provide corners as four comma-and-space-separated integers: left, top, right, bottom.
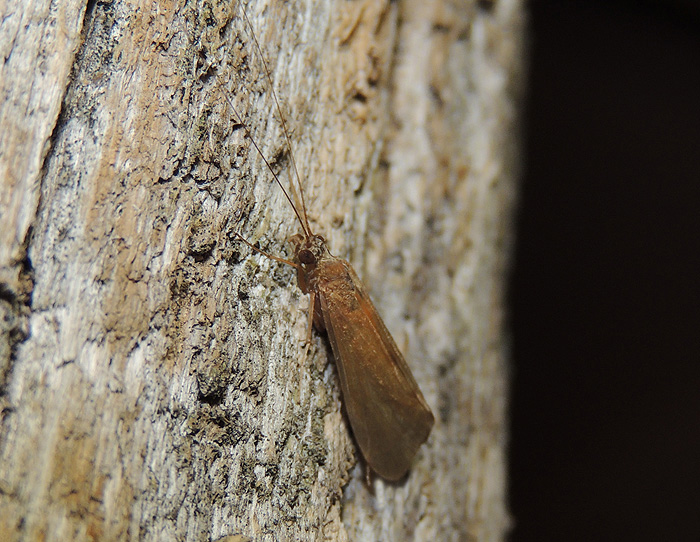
222, 93, 310, 239
240, 6, 312, 237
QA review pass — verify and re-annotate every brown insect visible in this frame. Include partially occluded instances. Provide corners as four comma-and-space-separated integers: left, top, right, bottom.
232, 8, 434, 481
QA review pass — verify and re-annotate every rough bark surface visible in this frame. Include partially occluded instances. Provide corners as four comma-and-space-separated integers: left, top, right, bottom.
0, 0, 524, 540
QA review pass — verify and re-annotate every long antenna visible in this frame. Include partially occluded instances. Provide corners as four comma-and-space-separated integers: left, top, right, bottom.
223, 94, 311, 238
241, 5, 312, 236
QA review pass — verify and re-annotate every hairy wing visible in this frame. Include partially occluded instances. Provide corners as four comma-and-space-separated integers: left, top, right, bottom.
317, 260, 434, 480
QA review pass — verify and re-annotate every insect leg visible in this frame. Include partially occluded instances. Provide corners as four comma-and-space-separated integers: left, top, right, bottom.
234, 232, 299, 268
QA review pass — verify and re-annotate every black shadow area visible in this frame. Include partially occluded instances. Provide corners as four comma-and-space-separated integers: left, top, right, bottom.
509, 1, 700, 541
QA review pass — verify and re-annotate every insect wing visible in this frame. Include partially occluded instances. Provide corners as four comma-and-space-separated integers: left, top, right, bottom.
317, 260, 434, 480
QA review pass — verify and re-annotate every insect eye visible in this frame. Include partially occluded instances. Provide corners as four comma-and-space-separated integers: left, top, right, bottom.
299, 249, 315, 264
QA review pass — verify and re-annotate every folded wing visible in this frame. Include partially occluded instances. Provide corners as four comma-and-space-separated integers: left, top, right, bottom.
317, 260, 434, 481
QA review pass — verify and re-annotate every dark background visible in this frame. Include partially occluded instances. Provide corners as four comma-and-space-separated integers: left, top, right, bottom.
508, 1, 700, 540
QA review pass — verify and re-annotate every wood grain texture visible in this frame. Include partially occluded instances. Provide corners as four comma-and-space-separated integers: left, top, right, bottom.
0, 0, 524, 540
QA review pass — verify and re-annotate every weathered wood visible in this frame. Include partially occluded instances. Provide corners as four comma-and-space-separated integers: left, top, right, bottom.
0, 0, 524, 540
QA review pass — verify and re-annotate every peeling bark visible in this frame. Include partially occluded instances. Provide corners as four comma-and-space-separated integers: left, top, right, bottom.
0, 0, 524, 540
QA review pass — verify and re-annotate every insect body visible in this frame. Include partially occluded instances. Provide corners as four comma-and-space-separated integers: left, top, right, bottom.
290, 233, 434, 480
236, 7, 433, 481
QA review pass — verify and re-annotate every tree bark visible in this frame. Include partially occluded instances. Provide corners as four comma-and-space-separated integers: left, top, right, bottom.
0, 0, 524, 540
